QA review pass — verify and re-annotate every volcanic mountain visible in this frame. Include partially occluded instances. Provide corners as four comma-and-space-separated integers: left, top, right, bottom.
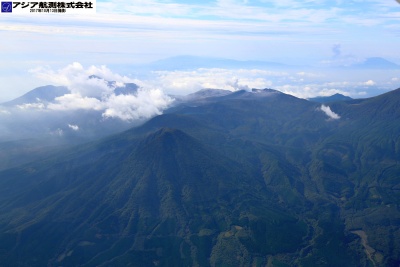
309, 93, 353, 103
0, 88, 399, 266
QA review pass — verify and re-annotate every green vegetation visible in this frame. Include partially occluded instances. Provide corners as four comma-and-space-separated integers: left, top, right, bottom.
0, 88, 400, 266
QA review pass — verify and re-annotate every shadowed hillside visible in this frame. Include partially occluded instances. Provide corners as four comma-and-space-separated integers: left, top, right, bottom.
0, 88, 400, 266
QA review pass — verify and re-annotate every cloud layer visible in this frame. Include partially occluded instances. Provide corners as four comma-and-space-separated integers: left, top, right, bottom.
143, 67, 397, 99
1, 0, 399, 102
7, 62, 400, 121
28, 63, 174, 121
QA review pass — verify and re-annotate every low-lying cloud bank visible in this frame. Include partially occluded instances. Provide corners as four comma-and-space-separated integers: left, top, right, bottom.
27, 62, 174, 121
145, 67, 398, 99
6, 62, 400, 122
1, 62, 398, 143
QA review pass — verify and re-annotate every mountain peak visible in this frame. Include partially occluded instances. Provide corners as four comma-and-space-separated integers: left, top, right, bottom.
352, 57, 400, 69
138, 128, 200, 157
218, 88, 281, 100
309, 93, 352, 103
2, 83, 400, 266
144, 127, 188, 142
1, 85, 69, 106
88, 74, 102, 79
185, 89, 232, 100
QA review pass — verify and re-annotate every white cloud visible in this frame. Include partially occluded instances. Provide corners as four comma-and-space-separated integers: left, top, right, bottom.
277, 83, 356, 99
16, 63, 400, 121
102, 88, 173, 121
139, 67, 397, 99
68, 124, 79, 131
150, 68, 278, 95
320, 105, 340, 120
48, 94, 104, 111
0, 0, 398, 76
28, 63, 173, 121
30, 62, 134, 98
0, 109, 11, 115
16, 102, 46, 110
296, 71, 321, 78
364, 80, 376, 86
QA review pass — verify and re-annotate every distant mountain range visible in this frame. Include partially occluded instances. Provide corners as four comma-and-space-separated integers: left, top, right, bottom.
0, 82, 142, 142
0, 86, 400, 266
351, 57, 400, 69
0, 81, 142, 170
2, 82, 140, 106
143, 55, 400, 70
0, 82, 355, 147
1, 85, 69, 106
309, 93, 353, 103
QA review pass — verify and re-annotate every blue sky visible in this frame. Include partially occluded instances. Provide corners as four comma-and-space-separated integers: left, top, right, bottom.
0, 0, 400, 101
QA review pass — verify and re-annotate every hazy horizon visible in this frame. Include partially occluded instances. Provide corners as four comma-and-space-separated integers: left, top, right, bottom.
1, 0, 400, 101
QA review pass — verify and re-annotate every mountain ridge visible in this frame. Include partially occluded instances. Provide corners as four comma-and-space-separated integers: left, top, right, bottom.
0, 86, 400, 266
1, 85, 69, 106
309, 93, 353, 103
352, 57, 400, 69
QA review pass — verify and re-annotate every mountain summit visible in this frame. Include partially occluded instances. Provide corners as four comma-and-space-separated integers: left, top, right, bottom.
0, 87, 400, 266
1, 85, 69, 106
352, 57, 400, 69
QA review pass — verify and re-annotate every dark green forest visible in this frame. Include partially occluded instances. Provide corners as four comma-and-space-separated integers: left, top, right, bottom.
0, 88, 399, 266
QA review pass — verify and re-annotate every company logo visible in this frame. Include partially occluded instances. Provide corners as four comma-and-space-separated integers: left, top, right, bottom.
1, 2, 12, 12
0, 1, 96, 14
